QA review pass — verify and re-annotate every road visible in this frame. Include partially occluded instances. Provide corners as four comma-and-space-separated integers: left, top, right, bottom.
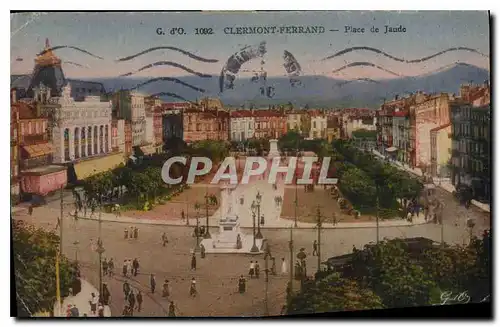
13, 182, 490, 317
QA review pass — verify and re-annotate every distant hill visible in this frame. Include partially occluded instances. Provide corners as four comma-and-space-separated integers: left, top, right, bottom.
13, 63, 490, 108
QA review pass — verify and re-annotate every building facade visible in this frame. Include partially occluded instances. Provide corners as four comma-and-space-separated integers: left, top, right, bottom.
430, 124, 452, 177
253, 110, 287, 139
230, 110, 255, 142
36, 84, 113, 164
309, 111, 327, 139
451, 101, 490, 203
11, 96, 20, 199
392, 111, 411, 164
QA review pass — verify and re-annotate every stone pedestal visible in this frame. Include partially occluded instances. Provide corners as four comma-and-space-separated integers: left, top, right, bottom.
268, 139, 280, 157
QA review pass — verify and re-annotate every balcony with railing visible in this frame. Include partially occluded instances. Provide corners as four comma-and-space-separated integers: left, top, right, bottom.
20, 133, 49, 145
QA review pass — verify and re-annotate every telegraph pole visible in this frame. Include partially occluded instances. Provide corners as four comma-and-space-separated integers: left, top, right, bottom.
59, 187, 64, 254
264, 254, 269, 316
288, 226, 294, 294
316, 206, 322, 273
376, 193, 380, 244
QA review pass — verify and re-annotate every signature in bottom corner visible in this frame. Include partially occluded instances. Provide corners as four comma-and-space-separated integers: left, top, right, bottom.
438, 291, 490, 305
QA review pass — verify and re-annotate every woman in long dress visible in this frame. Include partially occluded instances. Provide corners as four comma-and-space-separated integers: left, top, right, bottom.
281, 258, 287, 275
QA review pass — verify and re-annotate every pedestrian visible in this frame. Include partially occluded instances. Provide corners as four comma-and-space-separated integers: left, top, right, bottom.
181, 210, 185, 220
261, 214, 265, 226
238, 275, 246, 293
312, 240, 318, 256
189, 278, 197, 297
102, 282, 111, 306
168, 301, 176, 317
162, 232, 168, 247
124, 228, 129, 239
132, 258, 139, 276
127, 259, 132, 277
162, 279, 171, 298
249, 261, 255, 278
128, 290, 136, 314
70, 304, 79, 317
264, 242, 272, 259
191, 252, 197, 271
123, 281, 130, 299
102, 258, 108, 276
200, 243, 206, 259
150, 274, 156, 294
89, 292, 98, 315
133, 227, 139, 239
271, 257, 277, 275
122, 305, 129, 317
281, 258, 287, 275
97, 303, 104, 317
255, 261, 260, 279
108, 258, 114, 276
122, 260, 127, 277
136, 290, 143, 312
28, 205, 33, 216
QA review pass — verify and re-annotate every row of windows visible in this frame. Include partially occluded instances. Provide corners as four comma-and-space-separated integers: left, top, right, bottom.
20, 121, 47, 135
61, 110, 110, 119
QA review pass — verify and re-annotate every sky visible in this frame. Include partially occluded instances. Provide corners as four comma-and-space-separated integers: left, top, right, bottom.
10, 11, 490, 80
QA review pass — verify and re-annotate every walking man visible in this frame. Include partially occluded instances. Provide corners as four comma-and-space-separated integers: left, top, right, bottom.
271, 257, 277, 276
191, 252, 197, 271
133, 227, 139, 239
168, 301, 176, 317
255, 261, 260, 279
132, 258, 139, 277
162, 232, 168, 247
281, 258, 287, 275
249, 261, 255, 279
108, 258, 114, 276
150, 274, 156, 294
128, 290, 136, 315
200, 243, 206, 259
136, 290, 143, 313
122, 260, 128, 277
312, 240, 318, 256
181, 210, 185, 221
124, 228, 128, 239
189, 278, 197, 297
122, 281, 130, 300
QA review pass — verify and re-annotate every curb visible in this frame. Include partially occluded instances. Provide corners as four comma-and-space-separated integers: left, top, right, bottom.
75, 215, 429, 230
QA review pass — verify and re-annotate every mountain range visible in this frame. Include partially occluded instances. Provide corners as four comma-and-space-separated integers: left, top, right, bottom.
15, 63, 490, 109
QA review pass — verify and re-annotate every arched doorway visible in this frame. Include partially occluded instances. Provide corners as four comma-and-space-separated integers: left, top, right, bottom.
105, 125, 109, 153
64, 128, 70, 161
93, 126, 98, 154
81, 128, 86, 157
74, 127, 80, 159
99, 125, 104, 153
87, 126, 93, 156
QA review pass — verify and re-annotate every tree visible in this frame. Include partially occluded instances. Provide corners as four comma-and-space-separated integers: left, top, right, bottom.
338, 167, 377, 209
287, 273, 383, 314
13, 220, 79, 317
348, 239, 440, 308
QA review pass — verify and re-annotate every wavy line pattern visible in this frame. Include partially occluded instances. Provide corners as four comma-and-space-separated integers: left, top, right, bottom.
128, 77, 205, 93
116, 47, 218, 63
336, 78, 381, 87
63, 61, 89, 68
323, 46, 488, 63
119, 61, 212, 78
149, 92, 195, 103
38, 46, 104, 60
331, 62, 401, 77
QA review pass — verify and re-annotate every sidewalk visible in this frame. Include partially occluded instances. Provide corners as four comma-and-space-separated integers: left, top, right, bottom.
72, 207, 427, 230
54, 279, 112, 317
372, 150, 490, 213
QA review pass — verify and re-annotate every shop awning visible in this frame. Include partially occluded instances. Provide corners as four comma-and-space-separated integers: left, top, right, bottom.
22, 143, 55, 158
386, 146, 398, 152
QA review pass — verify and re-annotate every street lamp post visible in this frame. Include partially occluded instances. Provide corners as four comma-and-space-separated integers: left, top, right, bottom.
96, 238, 105, 297
255, 191, 263, 239
250, 202, 260, 253
204, 190, 211, 239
